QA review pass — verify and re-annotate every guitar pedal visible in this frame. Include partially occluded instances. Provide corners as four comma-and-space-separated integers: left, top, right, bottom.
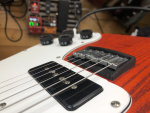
30, 0, 40, 14
44, 18, 57, 34
28, 16, 42, 34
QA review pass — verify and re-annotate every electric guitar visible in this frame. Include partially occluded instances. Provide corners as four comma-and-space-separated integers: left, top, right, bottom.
0, 33, 149, 113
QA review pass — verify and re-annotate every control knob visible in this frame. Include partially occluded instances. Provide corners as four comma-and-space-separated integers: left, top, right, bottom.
80, 29, 93, 39
58, 34, 73, 46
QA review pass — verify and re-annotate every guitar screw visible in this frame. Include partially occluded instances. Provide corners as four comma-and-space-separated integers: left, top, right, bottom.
45, 67, 49, 70
56, 56, 61, 59
53, 73, 58, 77
49, 70, 55, 73
71, 85, 77, 89
64, 81, 70, 84
0, 103, 6, 108
59, 77, 65, 81
111, 101, 120, 108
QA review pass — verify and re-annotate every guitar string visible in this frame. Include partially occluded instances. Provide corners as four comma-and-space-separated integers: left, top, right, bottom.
0, 57, 75, 85
0, 58, 80, 89
0, 60, 104, 111
0, 58, 81, 94
32, 58, 81, 76
0, 59, 91, 101
29, 57, 76, 72
19, 64, 112, 113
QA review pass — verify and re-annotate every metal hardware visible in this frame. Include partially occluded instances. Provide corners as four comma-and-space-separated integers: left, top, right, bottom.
59, 77, 65, 81
53, 73, 59, 77
56, 56, 61, 59
71, 85, 77, 89
111, 101, 120, 108
0, 103, 6, 109
64, 81, 70, 84
49, 70, 55, 73
45, 67, 49, 70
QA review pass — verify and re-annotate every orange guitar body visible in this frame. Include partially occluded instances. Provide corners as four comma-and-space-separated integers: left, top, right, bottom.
64, 34, 150, 113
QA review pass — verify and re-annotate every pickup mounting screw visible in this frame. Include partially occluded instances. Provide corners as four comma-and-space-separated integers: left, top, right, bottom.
59, 77, 65, 81
64, 81, 70, 84
71, 85, 77, 89
56, 56, 61, 59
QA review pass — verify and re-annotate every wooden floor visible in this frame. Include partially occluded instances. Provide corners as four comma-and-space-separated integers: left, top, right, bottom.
0, 0, 150, 61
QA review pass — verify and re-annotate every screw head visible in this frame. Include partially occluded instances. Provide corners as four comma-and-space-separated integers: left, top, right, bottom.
64, 81, 70, 84
56, 56, 61, 59
71, 85, 77, 89
59, 77, 65, 81
45, 67, 49, 70
53, 73, 58, 77
0, 103, 6, 108
111, 101, 120, 108
49, 70, 55, 73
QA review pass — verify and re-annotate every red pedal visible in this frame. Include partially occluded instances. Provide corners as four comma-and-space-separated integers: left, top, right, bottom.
28, 16, 42, 34
31, 0, 40, 14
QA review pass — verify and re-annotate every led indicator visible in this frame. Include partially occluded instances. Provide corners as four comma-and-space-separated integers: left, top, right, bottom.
29, 22, 34, 26
33, 3, 36, 6
36, 23, 39, 26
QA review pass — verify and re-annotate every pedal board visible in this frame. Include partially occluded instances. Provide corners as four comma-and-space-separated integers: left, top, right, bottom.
28, 0, 82, 35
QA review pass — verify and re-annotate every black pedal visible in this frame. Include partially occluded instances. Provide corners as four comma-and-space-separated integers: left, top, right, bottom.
45, 0, 51, 14
29, 61, 103, 111
68, 46, 136, 80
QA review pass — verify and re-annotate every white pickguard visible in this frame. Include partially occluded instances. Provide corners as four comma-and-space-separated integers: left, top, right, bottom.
0, 33, 131, 113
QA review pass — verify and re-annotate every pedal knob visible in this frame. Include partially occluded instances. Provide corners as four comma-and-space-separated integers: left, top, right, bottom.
58, 34, 73, 46
80, 29, 93, 39
40, 35, 53, 45
62, 30, 74, 38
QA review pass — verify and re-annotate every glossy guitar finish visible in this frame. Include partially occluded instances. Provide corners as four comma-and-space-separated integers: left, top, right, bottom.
1, 33, 147, 113
64, 34, 150, 113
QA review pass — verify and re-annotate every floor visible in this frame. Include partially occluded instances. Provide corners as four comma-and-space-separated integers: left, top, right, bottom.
0, 0, 150, 60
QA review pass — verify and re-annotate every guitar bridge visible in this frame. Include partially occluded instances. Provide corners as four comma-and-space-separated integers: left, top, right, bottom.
68, 46, 136, 80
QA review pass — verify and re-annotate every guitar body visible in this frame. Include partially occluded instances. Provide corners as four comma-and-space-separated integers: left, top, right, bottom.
0, 33, 149, 113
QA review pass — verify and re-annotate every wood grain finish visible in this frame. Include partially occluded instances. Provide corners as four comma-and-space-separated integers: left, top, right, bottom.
64, 34, 150, 113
